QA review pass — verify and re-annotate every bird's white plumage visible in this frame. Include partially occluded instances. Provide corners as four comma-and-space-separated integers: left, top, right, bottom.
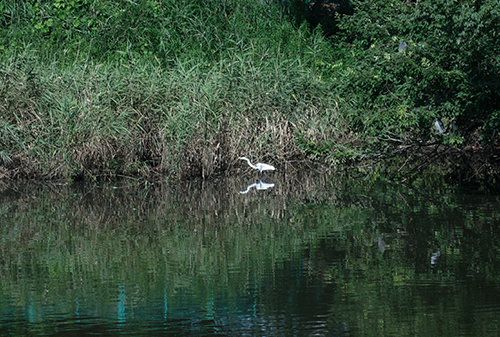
435, 119, 444, 134
240, 157, 276, 173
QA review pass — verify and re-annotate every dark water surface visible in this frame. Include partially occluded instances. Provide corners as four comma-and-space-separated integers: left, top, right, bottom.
1, 174, 500, 336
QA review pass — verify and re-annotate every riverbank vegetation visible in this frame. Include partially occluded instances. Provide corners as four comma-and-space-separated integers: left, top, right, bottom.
0, 0, 499, 181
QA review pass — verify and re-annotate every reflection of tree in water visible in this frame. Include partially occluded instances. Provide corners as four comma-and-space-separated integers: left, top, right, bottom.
1, 174, 500, 334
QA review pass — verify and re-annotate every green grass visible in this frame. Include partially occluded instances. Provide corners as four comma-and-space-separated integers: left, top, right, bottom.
0, 27, 345, 179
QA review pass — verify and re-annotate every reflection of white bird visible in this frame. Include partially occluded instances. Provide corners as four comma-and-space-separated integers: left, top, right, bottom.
430, 249, 441, 266
240, 157, 276, 175
240, 181, 275, 194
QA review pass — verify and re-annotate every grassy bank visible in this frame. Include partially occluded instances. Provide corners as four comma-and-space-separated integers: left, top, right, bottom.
1, 0, 499, 181
0, 43, 349, 179
1, 0, 353, 180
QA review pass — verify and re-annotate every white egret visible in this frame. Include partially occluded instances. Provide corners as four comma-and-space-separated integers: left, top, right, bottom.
240, 157, 276, 175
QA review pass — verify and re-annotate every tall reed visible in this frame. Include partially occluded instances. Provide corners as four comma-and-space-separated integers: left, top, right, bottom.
0, 44, 346, 179
0, 0, 349, 180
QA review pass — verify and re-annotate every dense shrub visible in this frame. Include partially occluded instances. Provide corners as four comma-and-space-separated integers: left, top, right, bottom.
329, 0, 500, 144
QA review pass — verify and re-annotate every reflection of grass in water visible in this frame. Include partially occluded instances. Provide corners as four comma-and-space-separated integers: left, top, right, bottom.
2, 174, 500, 334
0, 175, 357, 313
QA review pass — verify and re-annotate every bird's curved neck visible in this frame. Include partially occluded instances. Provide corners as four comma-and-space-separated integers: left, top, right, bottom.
243, 158, 257, 170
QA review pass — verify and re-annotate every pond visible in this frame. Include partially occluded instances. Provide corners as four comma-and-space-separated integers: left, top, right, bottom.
0, 173, 499, 336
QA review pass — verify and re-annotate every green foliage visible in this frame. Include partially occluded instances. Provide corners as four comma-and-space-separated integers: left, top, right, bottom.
296, 132, 333, 155
2, 0, 307, 63
483, 110, 500, 141
330, 0, 500, 143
